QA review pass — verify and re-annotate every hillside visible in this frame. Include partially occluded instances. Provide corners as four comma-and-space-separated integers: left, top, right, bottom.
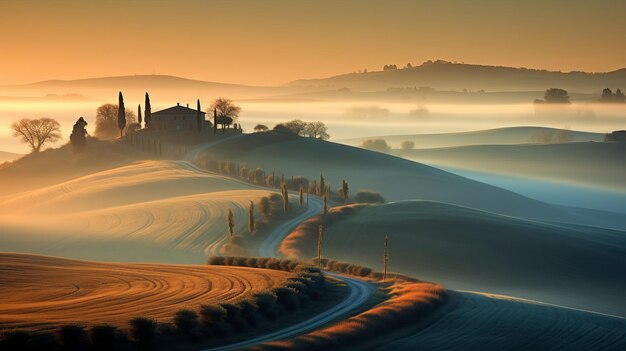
0, 160, 272, 263
0, 139, 146, 196
195, 132, 626, 230
369, 291, 626, 350
289, 61, 626, 93
0, 75, 296, 101
0, 150, 22, 163
280, 201, 626, 316
0, 253, 293, 333
338, 126, 605, 149
394, 141, 626, 190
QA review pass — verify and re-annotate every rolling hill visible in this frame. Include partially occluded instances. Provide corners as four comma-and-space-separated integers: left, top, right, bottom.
0, 160, 272, 263
338, 126, 605, 149
393, 141, 626, 190
280, 201, 626, 317
0, 253, 293, 333
289, 61, 626, 93
369, 291, 626, 350
195, 132, 626, 230
0, 139, 147, 196
0, 150, 22, 163
0, 75, 297, 101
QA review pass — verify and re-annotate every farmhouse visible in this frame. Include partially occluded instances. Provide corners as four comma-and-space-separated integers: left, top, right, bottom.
151, 103, 210, 131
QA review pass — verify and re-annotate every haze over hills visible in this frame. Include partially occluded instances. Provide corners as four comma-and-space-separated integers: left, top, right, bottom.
0, 75, 294, 101
395, 141, 626, 191
0, 151, 22, 163
2, 61, 625, 103
288, 61, 626, 93
195, 131, 626, 230
339, 126, 605, 149
281, 201, 626, 316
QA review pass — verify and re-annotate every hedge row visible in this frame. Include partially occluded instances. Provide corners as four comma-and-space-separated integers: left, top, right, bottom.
0, 259, 327, 351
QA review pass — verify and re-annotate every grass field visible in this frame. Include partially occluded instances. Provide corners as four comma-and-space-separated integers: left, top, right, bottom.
0, 253, 294, 333
280, 201, 626, 317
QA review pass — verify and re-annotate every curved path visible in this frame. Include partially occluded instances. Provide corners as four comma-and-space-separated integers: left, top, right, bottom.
183, 141, 376, 351
203, 273, 375, 351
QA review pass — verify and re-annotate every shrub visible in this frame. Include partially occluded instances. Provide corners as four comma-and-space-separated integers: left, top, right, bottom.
174, 310, 199, 334
221, 303, 247, 331
89, 325, 117, 351
129, 317, 157, 346
199, 305, 227, 326
238, 300, 260, 326
360, 138, 391, 153
208, 256, 226, 265
273, 287, 300, 311
1, 330, 30, 350
253, 292, 278, 316
354, 190, 385, 203
56, 324, 86, 350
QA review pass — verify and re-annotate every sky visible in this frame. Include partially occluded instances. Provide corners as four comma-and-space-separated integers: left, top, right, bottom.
1, 0, 625, 86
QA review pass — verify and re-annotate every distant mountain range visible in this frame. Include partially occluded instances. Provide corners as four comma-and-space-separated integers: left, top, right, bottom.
0, 75, 296, 101
289, 61, 626, 93
1, 61, 625, 101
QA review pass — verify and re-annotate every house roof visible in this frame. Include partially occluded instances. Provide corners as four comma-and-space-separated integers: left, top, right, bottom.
153, 104, 206, 116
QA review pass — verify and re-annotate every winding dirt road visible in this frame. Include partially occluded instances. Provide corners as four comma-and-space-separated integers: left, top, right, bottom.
185, 142, 377, 350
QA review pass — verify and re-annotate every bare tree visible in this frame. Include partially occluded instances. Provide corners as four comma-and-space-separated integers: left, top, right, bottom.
209, 98, 241, 130
11, 118, 62, 152
94, 104, 136, 139
303, 121, 330, 140
283, 120, 307, 135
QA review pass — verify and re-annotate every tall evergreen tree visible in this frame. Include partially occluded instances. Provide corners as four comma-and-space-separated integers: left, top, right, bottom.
196, 99, 202, 132
281, 182, 289, 213
138, 104, 142, 126
323, 193, 328, 214
318, 174, 325, 195
299, 185, 304, 206
213, 108, 217, 135
117, 92, 126, 137
248, 201, 255, 233
144, 93, 152, 128
227, 208, 235, 238
341, 179, 349, 201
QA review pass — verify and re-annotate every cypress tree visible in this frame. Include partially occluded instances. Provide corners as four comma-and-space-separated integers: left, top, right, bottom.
138, 104, 142, 127
299, 185, 304, 206
317, 224, 323, 269
319, 174, 325, 195
323, 193, 328, 214
196, 99, 202, 132
144, 93, 152, 128
227, 208, 235, 238
117, 92, 126, 137
341, 180, 349, 201
213, 108, 217, 135
281, 182, 289, 213
248, 201, 255, 233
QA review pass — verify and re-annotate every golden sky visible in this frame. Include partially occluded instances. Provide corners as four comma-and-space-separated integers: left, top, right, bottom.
1, 0, 625, 86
